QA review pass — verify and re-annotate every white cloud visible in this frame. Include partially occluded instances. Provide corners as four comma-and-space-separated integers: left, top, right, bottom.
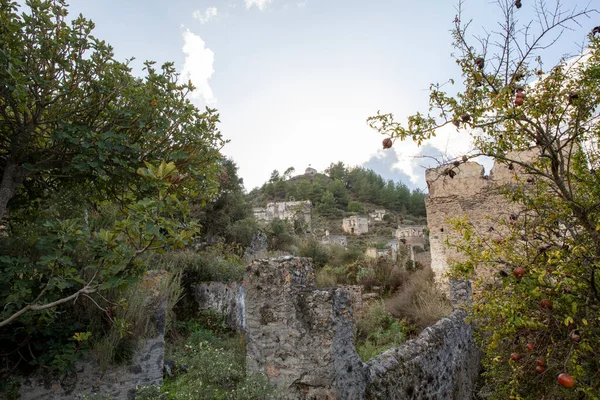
180, 30, 216, 105
297, 1, 306, 7
245, 0, 273, 11
192, 6, 218, 24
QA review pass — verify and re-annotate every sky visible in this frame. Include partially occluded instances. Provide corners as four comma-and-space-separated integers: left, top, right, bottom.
38, 0, 597, 191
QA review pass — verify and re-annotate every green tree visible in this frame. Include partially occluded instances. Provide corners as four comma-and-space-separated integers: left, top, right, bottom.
0, 0, 224, 369
193, 158, 251, 245
316, 190, 339, 216
328, 179, 349, 208
0, 0, 222, 219
369, 1, 600, 398
325, 161, 348, 183
347, 201, 364, 214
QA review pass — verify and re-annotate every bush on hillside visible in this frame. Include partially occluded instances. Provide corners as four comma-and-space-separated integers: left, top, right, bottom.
298, 239, 329, 269
387, 267, 451, 330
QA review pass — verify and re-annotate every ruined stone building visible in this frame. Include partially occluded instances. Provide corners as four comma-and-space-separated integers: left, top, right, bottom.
196, 257, 480, 399
253, 200, 312, 225
365, 240, 400, 262
304, 166, 317, 176
425, 149, 535, 286
395, 225, 426, 245
342, 215, 369, 235
368, 209, 387, 222
365, 247, 389, 259
321, 230, 347, 248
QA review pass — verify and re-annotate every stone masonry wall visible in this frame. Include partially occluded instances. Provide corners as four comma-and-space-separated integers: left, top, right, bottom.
244, 257, 480, 400
244, 257, 368, 399
20, 271, 168, 400
365, 309, 480, 399
253, 201, 312, 224
425, 150, 537, 288
365, 280, 480, 400
194, 281, 245, 330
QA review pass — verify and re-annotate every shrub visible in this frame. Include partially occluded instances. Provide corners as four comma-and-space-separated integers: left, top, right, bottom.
387, 267, 451, 330
90, 272, 182, 367
160, 318, 279, 399
326, 244, 363, 268
347, 201, 364, 213
356, 267, 377, 290
226, 218, 259, 249
265, 219, 296, 251
298, 239, 329, 269
148, 247, 245, 283
355, 302, 410, 361
315, 269, 338, 288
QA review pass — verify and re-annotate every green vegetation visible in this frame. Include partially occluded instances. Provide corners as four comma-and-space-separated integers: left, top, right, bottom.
369, 0, 600, 397
137, 312, 279, 400
0, 1, 437, 397
248, 162, 426, 217
355, 302, 411, 361
0, 0, 223, 381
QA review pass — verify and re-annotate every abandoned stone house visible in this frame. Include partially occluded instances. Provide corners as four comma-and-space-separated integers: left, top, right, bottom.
321, 230, 348, 248
395, 225, 426, 244
368, 209, 386, 222
252, 200, 312, 225
342, 215, 368, 235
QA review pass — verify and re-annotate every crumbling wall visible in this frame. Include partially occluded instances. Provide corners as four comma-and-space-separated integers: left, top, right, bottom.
244, 257, 368, 399
244, 257, 480, 400
322, 233, 347, 248
365, 280, 480, 400
20, 271, 168, 400
338, 285, 363, 312
365, 309, 480, 399
425, 150, 537, 286
342, 216, 369, 235
253, 201, 312, 225
194, 281, 245, 330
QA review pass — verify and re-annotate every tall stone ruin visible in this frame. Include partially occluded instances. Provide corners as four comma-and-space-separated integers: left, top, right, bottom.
425, 149, 536, 288
243, 257, 368, 399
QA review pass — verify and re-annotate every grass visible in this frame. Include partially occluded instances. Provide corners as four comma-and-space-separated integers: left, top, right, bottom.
386, 267, 452, 331
90, 271, 182, 367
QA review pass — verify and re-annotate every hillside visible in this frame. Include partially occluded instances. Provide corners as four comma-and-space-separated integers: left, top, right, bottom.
247, 162, 427, 218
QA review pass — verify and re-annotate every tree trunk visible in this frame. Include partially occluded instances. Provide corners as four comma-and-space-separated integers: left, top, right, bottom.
0, 163, 24, 221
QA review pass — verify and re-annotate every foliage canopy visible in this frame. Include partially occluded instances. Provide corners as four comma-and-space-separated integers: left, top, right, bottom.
0, 0, 225, 373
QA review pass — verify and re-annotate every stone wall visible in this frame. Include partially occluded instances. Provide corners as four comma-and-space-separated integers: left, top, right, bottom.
342, 216, 369, 235
194, 281, 245, 330
253, 201, 312, 225
425, 150, 536, 286
365, 280, 480, 399
368, 209, 387, 222
20, 271, 168, 400
322, 233, 348, 248
365, 308, 480, 399
243, 257, 480, 400
244, 257, 368, 399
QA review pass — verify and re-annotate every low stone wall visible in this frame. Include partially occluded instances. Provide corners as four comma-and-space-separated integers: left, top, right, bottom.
364, 280, 479, 399
194, 281, 245, 330
365, 309, 480, 399
243, 257, 480, 400
244, 257, 368, 399
20, 271, 168, 400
